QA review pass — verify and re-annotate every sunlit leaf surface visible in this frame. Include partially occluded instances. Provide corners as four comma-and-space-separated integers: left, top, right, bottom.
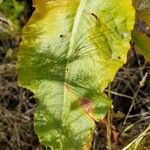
17, 0, 134, 149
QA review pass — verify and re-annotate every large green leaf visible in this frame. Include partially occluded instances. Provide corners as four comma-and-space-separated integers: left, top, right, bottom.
17, 0, 134, 149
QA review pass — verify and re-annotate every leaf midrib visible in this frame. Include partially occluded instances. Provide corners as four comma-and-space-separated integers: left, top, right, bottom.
61, 0, 87, 124
67, 0, 86, 58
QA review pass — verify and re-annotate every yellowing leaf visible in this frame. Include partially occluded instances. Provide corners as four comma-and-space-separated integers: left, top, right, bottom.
132, 31, 150, 61
132, 0, 150, 61
17, 0, 134, 149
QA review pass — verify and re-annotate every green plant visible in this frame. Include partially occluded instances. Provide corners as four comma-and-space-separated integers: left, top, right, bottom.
0, 0, 24, 32
17, 0, 135, 149
132, 0, 150, 61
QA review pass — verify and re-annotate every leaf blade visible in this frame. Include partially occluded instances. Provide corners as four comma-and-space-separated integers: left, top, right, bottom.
17, 0, 134, 149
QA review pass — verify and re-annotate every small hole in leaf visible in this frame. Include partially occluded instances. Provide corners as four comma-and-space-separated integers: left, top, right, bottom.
117, 56, 121, 59
60, 34, 64, 38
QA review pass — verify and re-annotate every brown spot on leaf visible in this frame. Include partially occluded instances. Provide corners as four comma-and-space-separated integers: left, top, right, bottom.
80, 97, 94, 114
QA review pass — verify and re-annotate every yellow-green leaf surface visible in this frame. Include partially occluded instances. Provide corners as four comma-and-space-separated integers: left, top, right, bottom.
17, 0, 134, 149
132, 0, 150, 61
132, 31, 150, 61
